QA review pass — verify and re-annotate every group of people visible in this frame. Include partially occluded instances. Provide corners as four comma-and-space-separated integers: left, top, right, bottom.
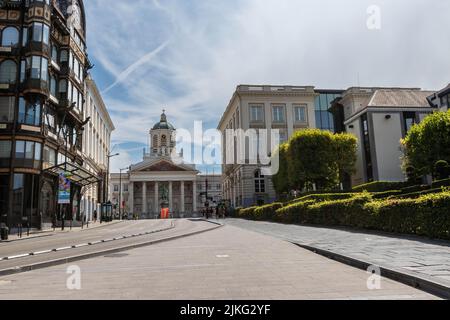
202, 206, 227, 220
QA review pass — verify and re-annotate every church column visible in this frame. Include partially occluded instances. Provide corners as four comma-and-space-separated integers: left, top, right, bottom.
180, 181, 185, 213
129, 182, 134, 214
169, 181, 173, 213
142, 182, 147, 215
193, 180, 197, 213
154, 181, 159, 214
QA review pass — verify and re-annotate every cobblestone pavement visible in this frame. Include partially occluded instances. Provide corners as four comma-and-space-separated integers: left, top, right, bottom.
0, 225, 437, 300
220, 219, 450, 288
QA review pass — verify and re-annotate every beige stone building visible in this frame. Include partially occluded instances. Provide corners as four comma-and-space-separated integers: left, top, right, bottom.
81, 75, 115, 221
218, 85, 321, 208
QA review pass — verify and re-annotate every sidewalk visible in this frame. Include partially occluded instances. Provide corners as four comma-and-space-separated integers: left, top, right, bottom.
220, 219, 450, 297
1, 220, 124, 243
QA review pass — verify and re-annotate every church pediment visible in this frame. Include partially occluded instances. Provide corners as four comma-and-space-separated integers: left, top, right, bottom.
131, 159, 197, 173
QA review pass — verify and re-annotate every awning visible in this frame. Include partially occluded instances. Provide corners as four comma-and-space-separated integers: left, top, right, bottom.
44, 162, 101, 187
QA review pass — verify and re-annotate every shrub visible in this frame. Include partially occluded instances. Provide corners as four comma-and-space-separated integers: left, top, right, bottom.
371, 190, 403, 199
370, 192, 450, 239
238, 207, 258, 220
432, 178, 450, 189
275, 200, 316, 224
307, 193, 374, 228
286, 192, 355, 206
352, 181, 408, 193
434, 160, 450, 180
391, 188, 446, 200
253, 203, 284, 221
401, 185, 431, 194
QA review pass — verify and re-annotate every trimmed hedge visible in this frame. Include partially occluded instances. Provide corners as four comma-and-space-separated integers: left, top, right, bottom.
288, 193, 357, 205
401, 185, 431, 194
371, 190, 403, 199
239, 191, 450, 240
367, 192, 450, 239
352, 181, 408, 193
432, 178, 450, 189
253, 203, 284, 221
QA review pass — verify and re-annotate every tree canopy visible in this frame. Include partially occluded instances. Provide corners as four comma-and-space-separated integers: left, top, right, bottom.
272, 129, 357, 194
402, 111, 450, 179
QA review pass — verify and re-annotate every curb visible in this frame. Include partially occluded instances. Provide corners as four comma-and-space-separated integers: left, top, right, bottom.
0, 221, 125, 243
293, 242, 450, 300
0, 221, 222, 278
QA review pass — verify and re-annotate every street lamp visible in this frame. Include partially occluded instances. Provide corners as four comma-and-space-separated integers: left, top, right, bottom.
119, 167, 129, 220
104, 152, 119, 204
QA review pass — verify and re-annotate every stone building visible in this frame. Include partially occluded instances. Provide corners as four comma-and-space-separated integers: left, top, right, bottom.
109, 112, 222, 218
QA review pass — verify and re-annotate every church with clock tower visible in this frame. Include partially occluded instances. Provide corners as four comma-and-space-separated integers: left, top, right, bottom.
109, 111, 209, 219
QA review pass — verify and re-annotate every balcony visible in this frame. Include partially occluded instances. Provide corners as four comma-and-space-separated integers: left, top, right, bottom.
21, 79, 49, 97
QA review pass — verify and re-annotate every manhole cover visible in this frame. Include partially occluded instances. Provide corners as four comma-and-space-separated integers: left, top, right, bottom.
104, 253, 129, 258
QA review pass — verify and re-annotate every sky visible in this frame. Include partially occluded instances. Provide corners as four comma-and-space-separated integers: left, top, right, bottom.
83, 0, 450, 173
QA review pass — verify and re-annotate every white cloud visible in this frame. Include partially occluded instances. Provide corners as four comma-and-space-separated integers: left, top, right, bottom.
85, 0, 450, 170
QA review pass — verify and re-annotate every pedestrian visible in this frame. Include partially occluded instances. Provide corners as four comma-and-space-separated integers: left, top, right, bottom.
93, 210, 97, 223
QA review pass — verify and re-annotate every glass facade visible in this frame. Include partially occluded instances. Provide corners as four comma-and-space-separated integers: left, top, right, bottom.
315, 92, 342, 131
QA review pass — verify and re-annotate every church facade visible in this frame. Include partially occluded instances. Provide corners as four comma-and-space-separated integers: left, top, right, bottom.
109, 112, 221, 218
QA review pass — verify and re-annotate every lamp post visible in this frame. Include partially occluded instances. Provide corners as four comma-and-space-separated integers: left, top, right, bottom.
105, 152, 119, 204
119, 167, 129, 220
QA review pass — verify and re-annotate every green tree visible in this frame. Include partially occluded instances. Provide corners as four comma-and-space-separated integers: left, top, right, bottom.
333, 133, 358, 187
272, 143, 290, 195
402, 111, 450, 179
287, 129, 338, 191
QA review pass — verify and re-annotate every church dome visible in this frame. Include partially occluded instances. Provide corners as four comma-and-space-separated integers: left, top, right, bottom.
153, 111, 175, 130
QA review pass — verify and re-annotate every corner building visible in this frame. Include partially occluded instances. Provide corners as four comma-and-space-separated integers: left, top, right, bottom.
0, 0, 95, 229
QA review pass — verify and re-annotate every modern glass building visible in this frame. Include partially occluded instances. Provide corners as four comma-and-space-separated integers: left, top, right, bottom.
314, 90, 344, 131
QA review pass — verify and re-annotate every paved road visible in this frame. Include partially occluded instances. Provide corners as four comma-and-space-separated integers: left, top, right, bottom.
0, 224, 437, 300
219, 219, 450, 289
0, 219, 217, 273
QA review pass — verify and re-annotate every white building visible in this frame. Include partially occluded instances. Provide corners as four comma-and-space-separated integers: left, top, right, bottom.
332, 88, 437, 186
109, 112, 222, 219
81, 75, 115, 221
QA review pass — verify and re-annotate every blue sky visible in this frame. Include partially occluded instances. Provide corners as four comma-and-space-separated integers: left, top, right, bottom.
83, 0, 450, 173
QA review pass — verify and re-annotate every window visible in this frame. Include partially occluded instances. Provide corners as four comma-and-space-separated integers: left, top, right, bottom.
29, 56, 48, 81
44, 106, 56, 132
0, 60, 17, 84
43, 146, 56, 169
294, 105, 307, 123
114, 185, 119, 192
403, 112, 417, 135
60, 50, 68, 64
123, 184, 129, 192
361, 114, 373, 182
51, 45, 58, 63
161, 135, 167, 147
0, 141, 11, 167
1, 27, 19, 47
31, 22, 50, 45
49, 75, 57, 97
254, 170, 265, 193
15, 140, 42, 169
250, 105, 264, 122
18, 98, 41, 127
272, 105, 285, 122
0, 96, 15, 123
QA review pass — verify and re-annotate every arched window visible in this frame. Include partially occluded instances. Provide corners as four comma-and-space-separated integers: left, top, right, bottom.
254, 169, 265, 193
161, 135, 167, 147
1, 27, 19, 47
0, 60, 17, 84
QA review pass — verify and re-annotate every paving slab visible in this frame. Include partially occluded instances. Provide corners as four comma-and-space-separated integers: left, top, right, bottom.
0, 225, 438, 300
218, 219, 450, 297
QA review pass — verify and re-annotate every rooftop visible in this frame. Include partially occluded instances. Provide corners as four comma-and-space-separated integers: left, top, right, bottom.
368, 89, 436, 108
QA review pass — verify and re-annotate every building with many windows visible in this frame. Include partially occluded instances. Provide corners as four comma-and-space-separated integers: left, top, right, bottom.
0, 0, 100, 229
218, 85, 329, 208
81, 75, 115, 223
330, 87, 437, 186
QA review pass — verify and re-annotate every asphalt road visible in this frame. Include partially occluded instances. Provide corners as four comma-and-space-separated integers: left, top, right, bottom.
0, 219, 219, 274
